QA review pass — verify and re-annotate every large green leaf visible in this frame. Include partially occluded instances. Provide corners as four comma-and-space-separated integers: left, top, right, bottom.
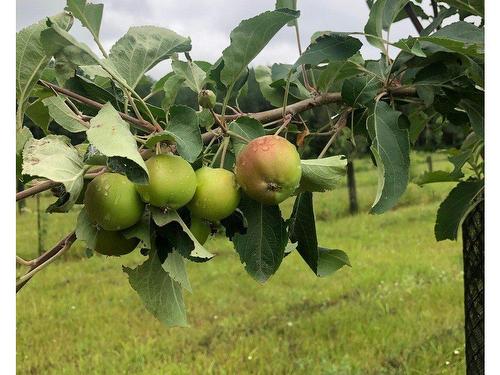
171, 60, 206, 93
123, 250, 188, 327
228, 117, 265, 155
294, 33, 362, 68
341, 75, 382, 108
289, 192, 351, 277
435, 180, 483, 241
220, 9, 299, 88
233, 195, 288, 283
367, 101, 410, 214
298, 156, 347, 193
22, 135, 84, 212
146, 105, 202, 163
87, 103, 148, 183
108, 26, 191, 89
162, 251, 192, 293
65, 0, 104, 39
42, 96, 88, 132
16, 12, 73, 127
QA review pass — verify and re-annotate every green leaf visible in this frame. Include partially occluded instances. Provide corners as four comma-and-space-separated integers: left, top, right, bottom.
317, 60, 362, 93
17, 128, 33, 179
254, 65, 286, 107
317, 248, 351, 277
413, 170, 463, 186
289, 192, 350, 277
16, 12, 73, 127
459, 98, 484, 138
162, 251, 192, 293
123, 209, 152, 248
364, 0, 387, 51
25, 99, 51, 134
228, 117, 265, 155
298, 156, 347, 193
295, 33, 362, 68
445, 0, 483, 17
123, 250, 188, 327
40, 19, 132, 91
275, 0, 298, 26
220, 9, 299, 88
150, 208, 215, 262
367, 101, 410, 214
289, 192, 318, 271
381, 0, 409, 31
171, 60, 206, 93
146, 105, 202, 163
75, 207, 98, 249
87, 103, 148, 183
22, 135, 84, 212
421, 7, 457, 36
341, 75, 382, 108
53, 45, 96, 85
408, 111, 428, 143
161, 74, 186, 112
233, 195, 288, 283
65, 0, 104, 39
42, 96, 88, 132
108, 26, 191, 89
435, 180, 483, 241
395, 22, 484, 58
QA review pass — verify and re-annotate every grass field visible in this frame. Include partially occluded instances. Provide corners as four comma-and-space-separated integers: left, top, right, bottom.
16, 153, 466, 374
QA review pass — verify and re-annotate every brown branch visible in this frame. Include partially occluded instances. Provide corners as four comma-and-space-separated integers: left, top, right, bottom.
16, 231, 77, 293
16, 180, 60, 201
431, 0, 439, 18
18, 85, 416, 200
38, 80, 157, 133
404, 3, 424, 34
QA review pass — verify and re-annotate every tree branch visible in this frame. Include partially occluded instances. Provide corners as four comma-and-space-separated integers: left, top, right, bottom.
16, 231, 77, 293
38, 80, 157, 133
404, 3, 424, 34
16, 180, 61, 201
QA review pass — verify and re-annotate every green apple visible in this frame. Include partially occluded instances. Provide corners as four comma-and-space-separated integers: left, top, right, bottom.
84, 173, 144, 231
198, 89, 216, 109
94, 229, 139, 256
188, 167, 240, 221
136, 154, 197, 209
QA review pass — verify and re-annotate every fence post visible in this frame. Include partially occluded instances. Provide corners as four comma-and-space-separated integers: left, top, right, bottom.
462, 200, 484, 375
346, 160, 358, 215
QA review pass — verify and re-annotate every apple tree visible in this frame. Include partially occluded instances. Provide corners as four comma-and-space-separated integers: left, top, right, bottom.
16, 0, 483, 340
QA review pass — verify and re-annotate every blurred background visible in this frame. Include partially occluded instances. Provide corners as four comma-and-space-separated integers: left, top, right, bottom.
16, 1, 466, 373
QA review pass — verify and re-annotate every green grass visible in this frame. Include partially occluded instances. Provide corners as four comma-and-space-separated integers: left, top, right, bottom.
16, 153, 466, 374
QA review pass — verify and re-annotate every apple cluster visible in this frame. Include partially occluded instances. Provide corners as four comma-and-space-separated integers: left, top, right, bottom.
82, 134, 302, 256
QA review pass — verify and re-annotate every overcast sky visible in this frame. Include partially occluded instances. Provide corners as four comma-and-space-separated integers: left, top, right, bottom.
16, 0, 428, 80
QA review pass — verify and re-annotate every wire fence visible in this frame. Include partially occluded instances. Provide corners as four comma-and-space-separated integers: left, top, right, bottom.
462, 200, 484, 375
